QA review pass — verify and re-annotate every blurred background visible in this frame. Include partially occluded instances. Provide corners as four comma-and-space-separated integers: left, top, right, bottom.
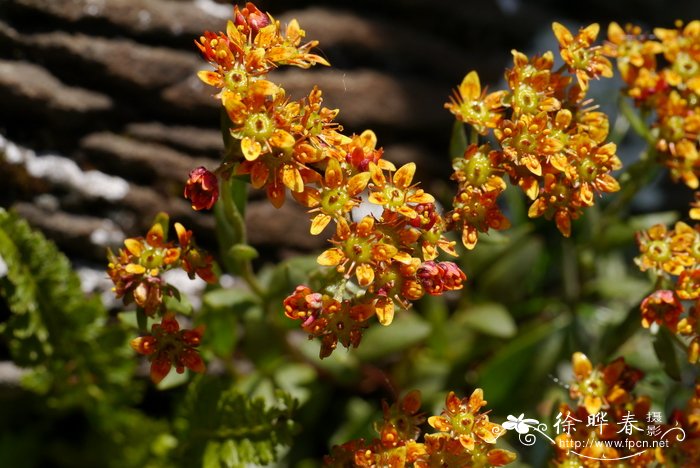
2, 1, 700, 467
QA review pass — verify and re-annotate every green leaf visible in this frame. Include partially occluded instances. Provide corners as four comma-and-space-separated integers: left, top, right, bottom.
152, 212, 170, 242
0, 208, 137, 408
477, 316, 569, 407
228, 244, 259, 262
176, 376, 298, 468
454, 302, 517, 338
653, 327, 683, 381
355, 312, 431, 362
595, 302, 644, 361
163, 292, 193, 316
203, 288, 256, 310
478, 235, 544, 301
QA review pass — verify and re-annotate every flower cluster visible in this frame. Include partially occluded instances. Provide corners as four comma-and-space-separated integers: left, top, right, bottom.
635, 206, 700, 363
605, 21, 700, 188
664, 384, 700, 465
196, 3, 467, 357
323, 389, 515, 467
130, 314, 205, 384
553, 353, 667, 466
446, 22, 621, 242
107, 215, 215, 382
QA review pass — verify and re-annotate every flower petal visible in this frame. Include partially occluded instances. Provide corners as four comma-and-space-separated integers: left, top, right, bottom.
394, 163, 416, 189
310, 214, 332, 235
317, 248, 344, 266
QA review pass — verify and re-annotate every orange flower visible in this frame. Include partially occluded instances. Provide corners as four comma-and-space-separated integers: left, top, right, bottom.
569, 352, 642, 415
552, 22, 613, 94
640, 290, 683, 329
317, 216, 398, 288
283, 286, 370, 358
107, 218, 216, 315
445, 71, 507, 134
635, 223, 691, 276
506, 50, 563, 115
107, 222, 180, 315
131, 314, 206, 384
294, 158, 370, 235
196, 2, 328, 87
604, 22, 663, 84
428, 389, 506, 452
449, 186, 510, 249
368, 162, 434, 219
655, 20, 700, 94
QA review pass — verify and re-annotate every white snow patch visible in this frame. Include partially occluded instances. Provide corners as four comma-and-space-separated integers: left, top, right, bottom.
0, 134, 129, 201
162, 269, 207, 310
76, 265, 120, 309
89, 220, 125, 247
195, 0, 232, 19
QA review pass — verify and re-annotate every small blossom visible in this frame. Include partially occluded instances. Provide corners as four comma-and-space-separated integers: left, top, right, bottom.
184, 166, 219, 210
131, 314, 206, 384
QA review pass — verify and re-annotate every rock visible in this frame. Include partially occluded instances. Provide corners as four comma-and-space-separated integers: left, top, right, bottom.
125, 122, 223, 157
23, 31, 201, 91
160, 73, 220, 122
0, 60, 112, 124
271, 68, 450, 132
80, 132, 217, 186
278, 7, 473, 80
13, 202, 125, 259
7, 0, 227, 45
122, 183, 215, 239
245, 200, 328, 251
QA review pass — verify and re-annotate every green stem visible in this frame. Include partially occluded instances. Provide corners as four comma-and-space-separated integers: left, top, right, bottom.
220, 176, 266, 299
241, 262, 265, 298
469, 126, 479, 146
221, 175, 246, 244
561, 237, 579, 304
618, 95, 655, 146
601, 146, 659, 222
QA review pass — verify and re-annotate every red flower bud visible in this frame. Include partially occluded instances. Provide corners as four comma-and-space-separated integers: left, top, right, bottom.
417, 261, 444, 295
130, 335, 157, 355
439, 261, 466, 290
184, 167, 219, 211
233, 2, 271, 38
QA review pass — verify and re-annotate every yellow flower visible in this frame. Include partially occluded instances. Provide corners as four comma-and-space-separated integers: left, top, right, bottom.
635, 222, 692, 275
317, 217, 398, 288
552, 22, 613, 94
294, 158, 370, 235
445, 71, 507, 134
368, 162, 434, 219
428, 389, 507, 452
604, 22, 663, 84
506, 50, 563, 115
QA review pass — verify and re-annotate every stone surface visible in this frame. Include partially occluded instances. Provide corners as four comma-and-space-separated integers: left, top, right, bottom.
8, 0, 225, 44
0, 60, 112, 117
79, 132, 217, 186
125, 122, 223, 157
25, 32, 200, 91
245, 200, 328, 251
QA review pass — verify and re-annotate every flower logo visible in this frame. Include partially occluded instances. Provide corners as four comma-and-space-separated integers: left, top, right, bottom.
503, 413, 540, 434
